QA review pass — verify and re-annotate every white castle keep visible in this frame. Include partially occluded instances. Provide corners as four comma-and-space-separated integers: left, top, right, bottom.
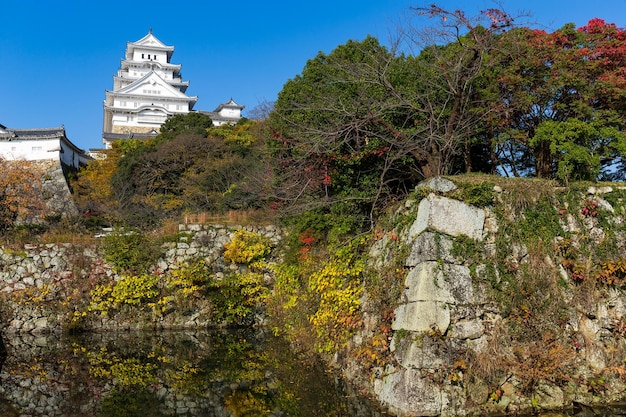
102, 29, 243, 148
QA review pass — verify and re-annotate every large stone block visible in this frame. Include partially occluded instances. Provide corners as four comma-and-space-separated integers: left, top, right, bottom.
418, 177, 458, 193
392, 301, 450, 333
404, 261, 477, 305
374, 368, 442, 416
449, 319, 484, 340
405, 232, 457, 267
392, 334, 448, 369
409, 194, 485, 241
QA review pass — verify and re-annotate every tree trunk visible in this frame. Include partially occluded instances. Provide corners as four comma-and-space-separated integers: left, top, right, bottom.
535, 140, 553, 178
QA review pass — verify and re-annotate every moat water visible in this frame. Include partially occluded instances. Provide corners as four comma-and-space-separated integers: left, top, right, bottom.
1, 330, 626, 417
0, 329, 387, 416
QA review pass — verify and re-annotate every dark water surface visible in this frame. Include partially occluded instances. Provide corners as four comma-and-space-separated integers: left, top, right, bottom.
1, 330, 626, 417
0, 329, 387, 417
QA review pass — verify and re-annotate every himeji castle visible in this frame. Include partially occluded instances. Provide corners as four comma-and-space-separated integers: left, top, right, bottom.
102, 30, 243, 149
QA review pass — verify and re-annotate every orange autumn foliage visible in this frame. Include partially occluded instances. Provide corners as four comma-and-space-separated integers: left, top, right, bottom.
73, 142, 129, 215
0, 158, 44, 230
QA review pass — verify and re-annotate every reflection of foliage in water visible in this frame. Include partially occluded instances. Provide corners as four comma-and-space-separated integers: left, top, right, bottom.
3, 330, 626, 416
63, 330, 380, 417
99, 386, 166, 417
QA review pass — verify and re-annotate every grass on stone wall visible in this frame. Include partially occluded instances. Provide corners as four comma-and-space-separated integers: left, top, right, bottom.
182, 209, 278, 226
446, 176, 626, 397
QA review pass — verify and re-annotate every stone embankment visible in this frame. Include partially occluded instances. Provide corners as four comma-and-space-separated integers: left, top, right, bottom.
354, 178, 626, 416
0, 224, 281, 334
5, 176, 626, 416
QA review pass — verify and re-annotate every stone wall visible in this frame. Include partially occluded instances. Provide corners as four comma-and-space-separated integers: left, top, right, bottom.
371, 196, 495, 416
6, 176, 626, 415
0, 224, 281, 334
357, 178, 626, 416
38, 160, 79, 217
10, 159, 79, 224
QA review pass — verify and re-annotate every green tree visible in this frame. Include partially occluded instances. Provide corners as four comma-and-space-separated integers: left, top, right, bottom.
111, 118, 266, 226
269, 36, 420, 224
268, 5, 516, 225
533, 118, 623, 182
156, 112, 214, 142
485, 20, 626, 180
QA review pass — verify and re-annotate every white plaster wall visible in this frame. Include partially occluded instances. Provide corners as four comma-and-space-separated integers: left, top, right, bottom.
219, 108, 240, 118
0, 139, 60, 162
132, 49, 165, 63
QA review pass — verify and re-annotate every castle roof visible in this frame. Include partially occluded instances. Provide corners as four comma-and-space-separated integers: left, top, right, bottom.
107, 71, 198, 105
214, 98, 245, 112
0, 126, 67, 140
126, 30, 174, 60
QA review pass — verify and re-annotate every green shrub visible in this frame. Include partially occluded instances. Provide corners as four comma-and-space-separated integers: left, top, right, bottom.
101, 230, 161, 274
207, 271, 269, 325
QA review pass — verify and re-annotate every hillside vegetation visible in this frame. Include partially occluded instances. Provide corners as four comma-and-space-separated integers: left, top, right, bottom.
0, 4, 624, 240
3, 5, 626, 413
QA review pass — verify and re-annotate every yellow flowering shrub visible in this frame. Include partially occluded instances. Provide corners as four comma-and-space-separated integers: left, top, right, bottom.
224, 229, 272, 266
225, 391, 272, 416
208, 271, 269, 323
84, 274, 160, 318
111, 274, 160, 305
10, 283, 51, 305
308, 245, 365, 353
166, 259, 210, 296
87, 284, 113, 315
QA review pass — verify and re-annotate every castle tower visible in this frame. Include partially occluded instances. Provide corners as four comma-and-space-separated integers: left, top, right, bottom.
102, 30, 198, 148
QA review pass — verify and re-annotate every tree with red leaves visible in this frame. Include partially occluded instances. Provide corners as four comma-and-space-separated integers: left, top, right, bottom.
486, 19, 626, 180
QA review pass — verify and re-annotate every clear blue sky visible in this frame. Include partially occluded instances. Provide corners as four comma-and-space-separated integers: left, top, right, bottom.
3, 1, 626, 151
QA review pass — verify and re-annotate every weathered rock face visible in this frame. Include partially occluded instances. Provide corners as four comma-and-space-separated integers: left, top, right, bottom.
374, 192, 489, 416
363, 180, 626, 416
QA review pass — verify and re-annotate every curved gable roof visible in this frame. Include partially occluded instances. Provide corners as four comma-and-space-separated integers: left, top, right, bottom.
214, 98, 245, 112
113, 71, 196, 100
127, 30, 174, 60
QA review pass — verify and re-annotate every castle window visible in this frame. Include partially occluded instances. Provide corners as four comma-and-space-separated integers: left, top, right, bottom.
142, 54, 144, 59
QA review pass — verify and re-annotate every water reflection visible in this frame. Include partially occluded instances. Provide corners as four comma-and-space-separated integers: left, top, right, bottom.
0, 329, 387, 416
531, 406, 626, 417
4, 330, 626, 417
